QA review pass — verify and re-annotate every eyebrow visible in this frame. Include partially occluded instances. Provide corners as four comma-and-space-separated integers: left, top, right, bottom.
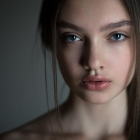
57, 21, 84, 32
57, 20, 132, 32
100, 20, 132, 31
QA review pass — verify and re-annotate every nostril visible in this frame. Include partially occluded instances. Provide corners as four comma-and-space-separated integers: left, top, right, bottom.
100, 66, 104, 69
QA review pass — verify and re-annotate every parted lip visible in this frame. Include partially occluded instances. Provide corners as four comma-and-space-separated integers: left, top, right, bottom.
82, 75, 111, 82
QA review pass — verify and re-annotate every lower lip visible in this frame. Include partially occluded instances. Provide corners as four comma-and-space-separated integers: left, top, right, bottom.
81, 81, 111, 91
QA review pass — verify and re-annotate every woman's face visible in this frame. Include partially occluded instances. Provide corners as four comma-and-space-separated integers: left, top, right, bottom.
56, 0, 135, 104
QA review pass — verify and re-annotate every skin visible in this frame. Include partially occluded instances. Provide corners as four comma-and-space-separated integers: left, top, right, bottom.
57, 0, 135, 104
0, 0, 135, 140
56, 0, 135, 139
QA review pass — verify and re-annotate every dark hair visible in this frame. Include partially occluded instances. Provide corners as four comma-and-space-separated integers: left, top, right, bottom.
122, 1, 140, 139
39, 0, 140, 139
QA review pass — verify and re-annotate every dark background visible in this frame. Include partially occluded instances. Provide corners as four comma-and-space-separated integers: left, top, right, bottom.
0, 0, 69, 134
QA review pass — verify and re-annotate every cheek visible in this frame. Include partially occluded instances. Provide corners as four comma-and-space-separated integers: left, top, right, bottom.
57, 45, 82, 71
57, 46, 84, 88
110, 47, 134, 86
57, 49, 80, 86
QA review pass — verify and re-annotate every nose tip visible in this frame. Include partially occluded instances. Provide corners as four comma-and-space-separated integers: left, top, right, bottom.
83, 59, 104, 71
82, 47, 105, 71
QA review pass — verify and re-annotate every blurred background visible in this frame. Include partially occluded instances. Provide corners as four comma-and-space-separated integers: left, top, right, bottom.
0, 0, 69, 134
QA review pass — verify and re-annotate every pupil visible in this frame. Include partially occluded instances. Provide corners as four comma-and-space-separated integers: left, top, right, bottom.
70, 35, 76, 40
114, 34, 120, 39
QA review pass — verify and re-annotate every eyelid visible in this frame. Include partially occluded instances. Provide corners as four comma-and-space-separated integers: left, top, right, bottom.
62, 32, 83, 40
107, 31, 129, 41
107, 31, 128, 38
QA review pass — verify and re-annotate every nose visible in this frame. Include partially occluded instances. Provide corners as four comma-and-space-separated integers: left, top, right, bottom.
82, 40, 105, 72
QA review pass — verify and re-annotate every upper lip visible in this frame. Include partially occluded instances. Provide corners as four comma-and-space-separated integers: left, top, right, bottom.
82, 75, 111, 82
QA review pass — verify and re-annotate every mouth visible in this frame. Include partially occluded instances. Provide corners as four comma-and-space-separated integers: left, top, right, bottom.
82, 80, 111, 83
81, 81, 111, 91
81, 75, 111, 91
82, 81, 106, 83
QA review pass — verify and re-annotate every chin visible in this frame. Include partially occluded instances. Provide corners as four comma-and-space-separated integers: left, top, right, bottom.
82, 97, 110, 105
77, 91, 114, 105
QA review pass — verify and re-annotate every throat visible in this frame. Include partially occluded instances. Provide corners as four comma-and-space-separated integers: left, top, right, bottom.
60, 90, 127, 139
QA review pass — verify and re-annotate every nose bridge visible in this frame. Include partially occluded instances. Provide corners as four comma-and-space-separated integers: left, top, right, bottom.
84, 38, 104, 70
89, 41, 99, 59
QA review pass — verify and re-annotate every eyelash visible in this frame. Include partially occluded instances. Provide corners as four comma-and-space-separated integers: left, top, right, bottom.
63, 34, 81, 43
62, 33, 128, 43
108, 33, 128, 42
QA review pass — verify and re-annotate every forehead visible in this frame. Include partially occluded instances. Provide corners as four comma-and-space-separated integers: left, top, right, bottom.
57, 0, 130, 30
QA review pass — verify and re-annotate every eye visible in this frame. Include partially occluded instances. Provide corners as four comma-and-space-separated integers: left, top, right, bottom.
64, 35, 81, 42
110, 33, 127, 41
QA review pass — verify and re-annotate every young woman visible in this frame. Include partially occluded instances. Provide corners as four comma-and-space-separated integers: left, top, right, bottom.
1, 0, 140, 140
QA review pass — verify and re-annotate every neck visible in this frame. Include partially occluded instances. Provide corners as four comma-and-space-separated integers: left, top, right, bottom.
61, 90, 128, 140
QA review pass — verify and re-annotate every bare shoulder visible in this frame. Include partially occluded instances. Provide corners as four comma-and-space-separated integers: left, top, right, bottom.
0, 109, 60, 140
0, 130, 56, 140
18, 109, 60, 133
0, 101, 76, 140
0, 131, 29, 140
